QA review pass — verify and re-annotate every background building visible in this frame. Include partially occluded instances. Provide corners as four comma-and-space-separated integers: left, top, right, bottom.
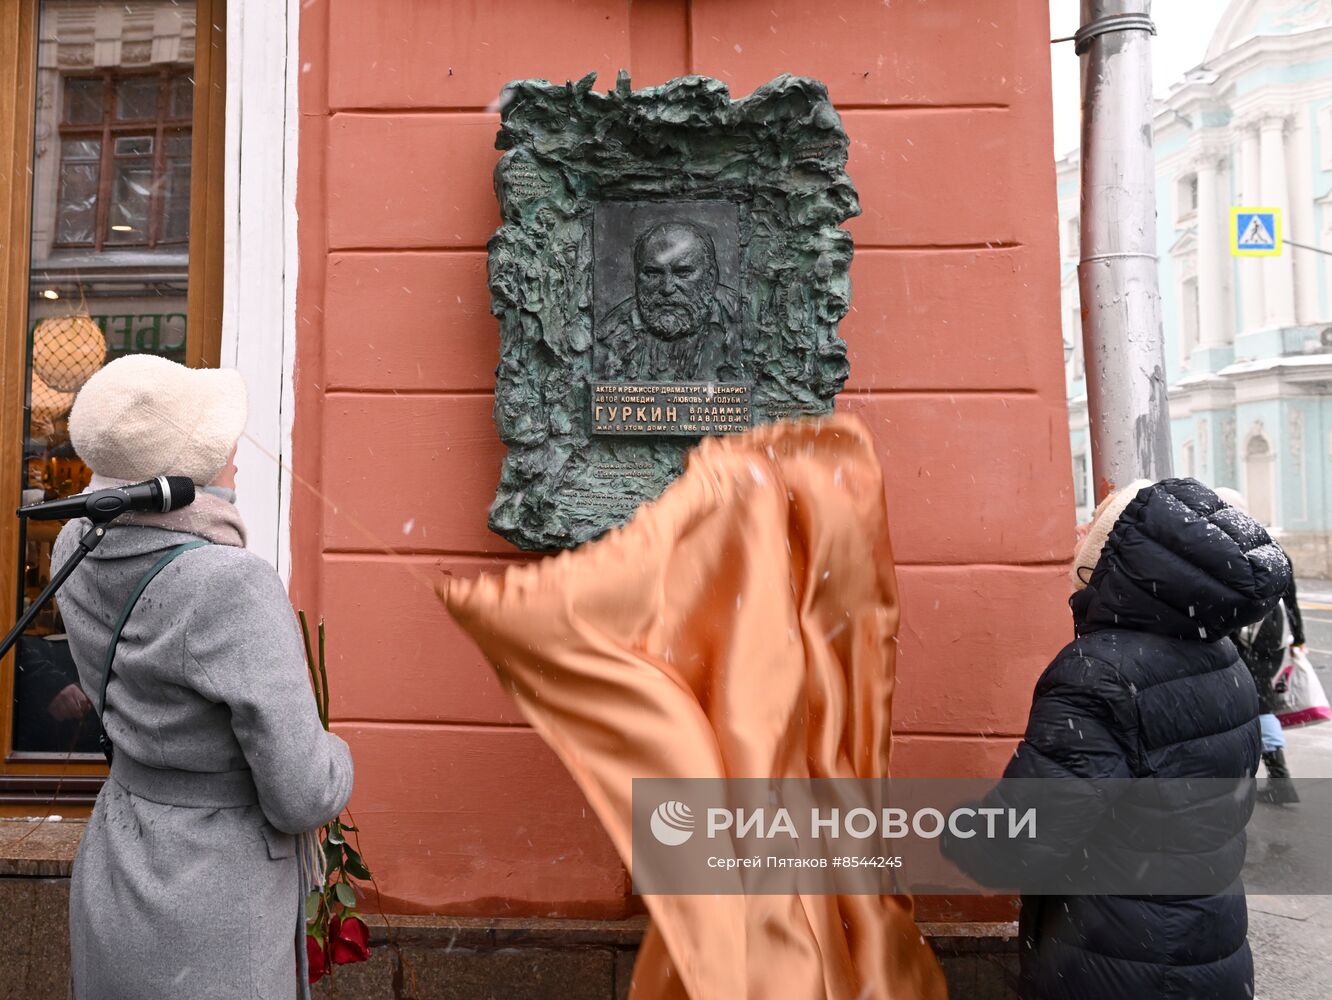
1062, 0, 1332, 576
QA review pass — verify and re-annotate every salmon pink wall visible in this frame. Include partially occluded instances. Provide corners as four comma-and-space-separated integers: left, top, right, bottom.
292, 0, 1073, 917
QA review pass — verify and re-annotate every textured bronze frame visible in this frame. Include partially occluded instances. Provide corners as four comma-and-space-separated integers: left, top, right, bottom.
487, 72, 859, 551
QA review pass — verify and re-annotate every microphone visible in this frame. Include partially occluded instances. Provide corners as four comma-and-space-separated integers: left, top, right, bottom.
17, 476, 196, 523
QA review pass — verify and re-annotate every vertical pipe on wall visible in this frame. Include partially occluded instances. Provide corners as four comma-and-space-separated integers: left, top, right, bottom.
1077, 0, 1174, 502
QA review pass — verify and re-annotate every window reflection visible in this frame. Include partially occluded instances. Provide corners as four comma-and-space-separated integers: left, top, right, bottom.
54, 68, 193, 250
14, 0, 198, 756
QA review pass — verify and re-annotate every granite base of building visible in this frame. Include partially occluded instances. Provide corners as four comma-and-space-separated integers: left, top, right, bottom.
0, 878, 70, 1000
1278, 531, 1332, 580
311, 915, 1019, 1000
0, 822, 1019, 999
0, 882, 1018, 1000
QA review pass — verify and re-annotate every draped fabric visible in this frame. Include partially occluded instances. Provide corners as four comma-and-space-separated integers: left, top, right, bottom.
439, 415, 947, 1000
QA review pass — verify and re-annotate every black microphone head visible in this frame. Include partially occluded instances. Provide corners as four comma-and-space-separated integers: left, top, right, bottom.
165, 476, 196, 511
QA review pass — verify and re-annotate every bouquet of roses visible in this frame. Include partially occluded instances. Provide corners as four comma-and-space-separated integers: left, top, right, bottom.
299, 613, 374, 984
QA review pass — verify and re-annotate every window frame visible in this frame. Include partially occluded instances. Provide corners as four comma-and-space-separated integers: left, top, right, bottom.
0, 0, 225, 806
53, 67, 195, 252
1175, 172, 1199, 224
1179, 274, 1200, 365
1243, 427, 1278, 530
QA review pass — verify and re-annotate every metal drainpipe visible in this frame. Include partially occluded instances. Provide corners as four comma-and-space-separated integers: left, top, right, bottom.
1077, 0, 1174, 503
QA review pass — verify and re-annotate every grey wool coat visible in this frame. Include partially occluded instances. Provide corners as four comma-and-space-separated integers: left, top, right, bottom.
52, 520, 353, 1000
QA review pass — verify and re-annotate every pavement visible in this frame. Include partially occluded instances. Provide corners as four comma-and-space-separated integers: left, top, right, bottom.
1248, 723, 1332, 999
1295, 579, 1332, 676
1246, 585, 1332, 1000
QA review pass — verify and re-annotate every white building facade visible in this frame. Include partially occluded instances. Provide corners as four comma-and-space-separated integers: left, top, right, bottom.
1062, 0, 1332, 576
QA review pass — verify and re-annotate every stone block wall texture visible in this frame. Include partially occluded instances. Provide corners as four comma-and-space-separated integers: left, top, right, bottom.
292, 0, 1072, 919
0, 879, 70, 1000
0, 898, 1020, 1000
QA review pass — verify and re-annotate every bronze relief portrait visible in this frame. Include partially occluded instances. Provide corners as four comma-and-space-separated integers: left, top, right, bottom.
593, 202, 743, 383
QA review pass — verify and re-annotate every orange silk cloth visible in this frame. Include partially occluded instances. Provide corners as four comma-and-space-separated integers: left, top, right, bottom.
439, 415, 947, 1000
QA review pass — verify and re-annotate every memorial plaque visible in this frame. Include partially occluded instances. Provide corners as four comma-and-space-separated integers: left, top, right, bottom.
487, 72, 859, 550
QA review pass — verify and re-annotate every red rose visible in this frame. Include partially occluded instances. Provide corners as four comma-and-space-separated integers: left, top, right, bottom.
306, 934, 329, 984
329, 915, 371, 965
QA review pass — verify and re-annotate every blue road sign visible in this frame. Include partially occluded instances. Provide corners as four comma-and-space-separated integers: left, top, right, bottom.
1231, 207, 1282, 256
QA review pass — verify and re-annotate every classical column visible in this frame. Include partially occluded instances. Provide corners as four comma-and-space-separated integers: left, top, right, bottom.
1259, 114, 1297, 328
1194, 153, 1228, 348
1238, 121, 1265, 335
1289, 112, 1320, 324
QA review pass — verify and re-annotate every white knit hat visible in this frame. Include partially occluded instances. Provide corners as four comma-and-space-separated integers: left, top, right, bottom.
69, 354, 248, 486
1071, 478, 1154, 590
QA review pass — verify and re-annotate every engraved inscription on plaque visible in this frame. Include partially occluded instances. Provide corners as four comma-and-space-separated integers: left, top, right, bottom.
560, 458, 659, 521
591, 383, 753, 436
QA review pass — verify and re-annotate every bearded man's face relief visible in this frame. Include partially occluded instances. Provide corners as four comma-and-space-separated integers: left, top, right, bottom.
634, 224, 718, 341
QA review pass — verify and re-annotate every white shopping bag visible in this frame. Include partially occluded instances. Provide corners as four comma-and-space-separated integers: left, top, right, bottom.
1273, 647, 1332, 728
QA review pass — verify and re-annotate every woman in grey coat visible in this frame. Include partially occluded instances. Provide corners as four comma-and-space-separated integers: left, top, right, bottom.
51, 355, 353, 1000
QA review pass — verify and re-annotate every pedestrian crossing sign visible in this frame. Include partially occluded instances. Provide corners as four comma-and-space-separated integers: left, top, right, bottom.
1230, 207, 1282, 256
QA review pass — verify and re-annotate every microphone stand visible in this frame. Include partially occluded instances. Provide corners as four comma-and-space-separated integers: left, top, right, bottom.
0, 519, 115, 662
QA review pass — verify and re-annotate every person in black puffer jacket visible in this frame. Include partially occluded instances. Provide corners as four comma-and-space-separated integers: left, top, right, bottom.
943, 478, 1292, 1000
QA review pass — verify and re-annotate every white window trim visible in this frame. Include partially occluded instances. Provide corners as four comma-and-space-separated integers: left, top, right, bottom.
220, 0, 299, 581
1175, 172, 1198, 226
1242, 427, 1279, 533
1179, 274, 1200, 366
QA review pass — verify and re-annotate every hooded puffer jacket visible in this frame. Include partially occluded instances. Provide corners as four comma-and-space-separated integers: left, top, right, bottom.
944, 478, 1292, 1000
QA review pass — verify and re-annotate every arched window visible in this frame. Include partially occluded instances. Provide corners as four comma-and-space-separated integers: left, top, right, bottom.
1244, 429, 1276, 527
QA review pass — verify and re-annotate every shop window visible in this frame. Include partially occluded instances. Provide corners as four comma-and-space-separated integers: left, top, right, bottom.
0, 0, 224, 797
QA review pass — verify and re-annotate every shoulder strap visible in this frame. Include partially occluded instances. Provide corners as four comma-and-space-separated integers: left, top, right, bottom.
97, 540, 210, 720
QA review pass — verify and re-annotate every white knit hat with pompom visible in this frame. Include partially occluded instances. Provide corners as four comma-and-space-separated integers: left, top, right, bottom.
69, 354, 247, 486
